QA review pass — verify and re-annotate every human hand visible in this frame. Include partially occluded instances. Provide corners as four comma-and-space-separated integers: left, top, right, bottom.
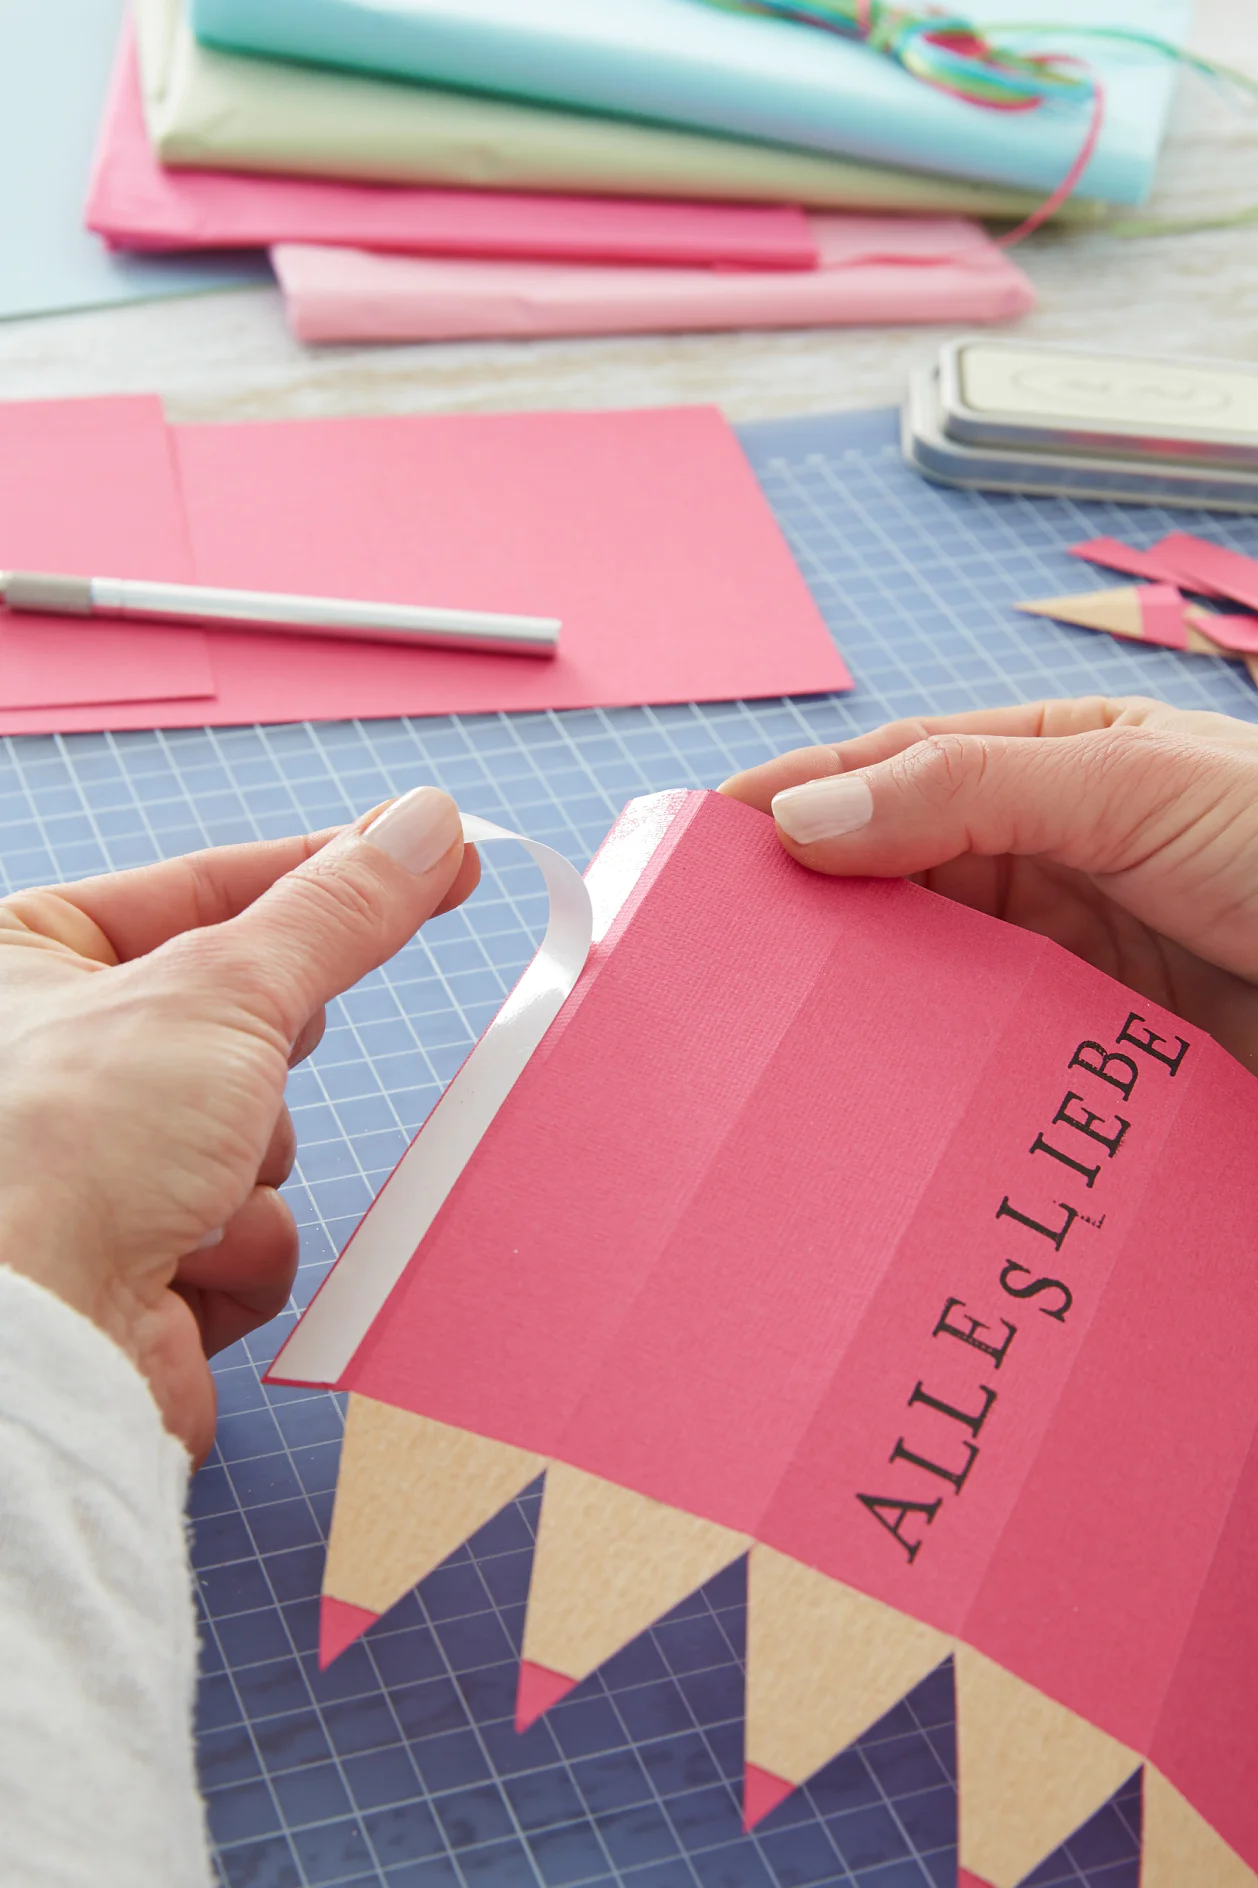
721, 695, 1258, 1076
0, 787, 478, 1464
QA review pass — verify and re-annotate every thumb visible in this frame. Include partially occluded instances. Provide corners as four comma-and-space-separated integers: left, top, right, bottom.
206, 785, 466, 1038
766, 724, 1255, 886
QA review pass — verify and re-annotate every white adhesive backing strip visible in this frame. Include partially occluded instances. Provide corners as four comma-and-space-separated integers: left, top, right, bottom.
269, 798, 688, 1386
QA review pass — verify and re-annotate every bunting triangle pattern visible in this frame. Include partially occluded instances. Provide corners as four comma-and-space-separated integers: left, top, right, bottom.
517, 1465, 748, 1727
320, 1396, 545, 1664
954, 1646, 1138, 1888
1142, 1769, 1258, 1888
270, 788, 1258, 1875
744, 1547, 950, 1828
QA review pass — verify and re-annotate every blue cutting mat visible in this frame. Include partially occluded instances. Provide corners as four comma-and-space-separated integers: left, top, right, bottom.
2, 405, 1255, 1888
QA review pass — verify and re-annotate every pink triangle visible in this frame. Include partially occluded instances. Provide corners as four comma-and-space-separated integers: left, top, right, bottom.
743, 1763, 797, 1831
319, 1595, 379, 1669
958, 1873, 997, 1888
515, 1659, 578, 1731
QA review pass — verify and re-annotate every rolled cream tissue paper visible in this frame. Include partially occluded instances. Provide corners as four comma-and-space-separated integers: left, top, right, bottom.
133, 0, 1108, 219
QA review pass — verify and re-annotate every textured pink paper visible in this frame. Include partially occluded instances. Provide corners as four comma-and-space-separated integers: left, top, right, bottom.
271, 213, 1034, 344
0, 397, 213, 712
87, 34, 815, 271
0, 404, 848, 734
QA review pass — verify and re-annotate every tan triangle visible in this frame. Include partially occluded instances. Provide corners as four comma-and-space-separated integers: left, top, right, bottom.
745, 1547, 952, 1788
521, 1464, 749, 1682
955, 1645, 1138, 1888
1142, 1769, 1258, 1888
1017, 587, 1145, 638
323, 1395, 545, 1618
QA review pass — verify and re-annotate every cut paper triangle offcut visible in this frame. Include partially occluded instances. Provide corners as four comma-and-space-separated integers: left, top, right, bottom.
1019, 588, 1131, 634
272, 789, 1258, 1875
1017, 583, 1258, 682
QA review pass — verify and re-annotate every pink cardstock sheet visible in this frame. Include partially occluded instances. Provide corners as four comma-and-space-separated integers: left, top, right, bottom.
271, 213, 1034, 345
0, 400, 849, 735
272, 787, 1258, 1869
87, 32, 816, 272
0, 397, 214, 713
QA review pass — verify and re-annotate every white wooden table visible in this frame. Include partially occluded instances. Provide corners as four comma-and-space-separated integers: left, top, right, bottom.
0, 0, 1254, 427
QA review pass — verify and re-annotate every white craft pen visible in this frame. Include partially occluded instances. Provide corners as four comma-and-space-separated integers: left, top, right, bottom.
0, 571, 561, 657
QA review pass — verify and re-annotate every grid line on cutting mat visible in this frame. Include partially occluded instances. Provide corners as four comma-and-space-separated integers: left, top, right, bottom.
0, 406, 1252, 1888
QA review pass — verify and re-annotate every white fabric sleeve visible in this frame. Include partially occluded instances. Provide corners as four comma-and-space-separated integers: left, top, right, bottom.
0, 1266, 212, 1888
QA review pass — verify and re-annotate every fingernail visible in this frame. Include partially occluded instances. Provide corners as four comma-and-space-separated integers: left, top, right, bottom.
362, 786, 462, 876
193, 1228, 224, 1253
771, 774, 874, 844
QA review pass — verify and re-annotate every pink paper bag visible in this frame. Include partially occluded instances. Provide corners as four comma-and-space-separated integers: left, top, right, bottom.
272, 212, 1034, 345
86, 31, 816, 272
271, 786, 1258, 1875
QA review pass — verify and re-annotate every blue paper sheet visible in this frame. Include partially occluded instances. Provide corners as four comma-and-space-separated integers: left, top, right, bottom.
191, 0, 1192, 205
0, 0, 270, 323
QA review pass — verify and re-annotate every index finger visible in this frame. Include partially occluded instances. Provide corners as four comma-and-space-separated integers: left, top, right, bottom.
719, 696, 1150, 812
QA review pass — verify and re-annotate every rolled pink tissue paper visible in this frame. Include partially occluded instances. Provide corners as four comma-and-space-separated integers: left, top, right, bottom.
273, 215, 1034, 344
86, 31, 817, 271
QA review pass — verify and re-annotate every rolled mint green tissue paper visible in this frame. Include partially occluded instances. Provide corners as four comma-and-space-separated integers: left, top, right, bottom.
190, 0, 1192, 206
138, 0, 1106, 220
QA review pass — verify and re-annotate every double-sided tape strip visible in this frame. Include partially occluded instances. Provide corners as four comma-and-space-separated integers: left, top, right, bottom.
270, 813, 595, 1385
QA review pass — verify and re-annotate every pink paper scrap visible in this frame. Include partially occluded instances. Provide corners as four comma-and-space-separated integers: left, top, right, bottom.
1068, 537, 1190, 587
87, 31, 817, 272
271, 212, 1034, 345
1155, 533, 1258, 617
1136, 584, 1190, 651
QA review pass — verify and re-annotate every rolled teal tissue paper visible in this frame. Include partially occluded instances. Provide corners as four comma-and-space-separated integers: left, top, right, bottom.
190, 0, 1191, 207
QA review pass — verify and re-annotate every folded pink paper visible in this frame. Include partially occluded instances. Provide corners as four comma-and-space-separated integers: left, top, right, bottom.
0, 400, 850, 736
272, 213, 1034, 345
86, 32, 816, 272
0, 397, 214, 712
